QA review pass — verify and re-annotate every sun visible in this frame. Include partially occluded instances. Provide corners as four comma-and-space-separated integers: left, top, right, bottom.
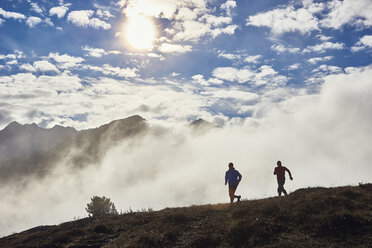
123, 15, 156, 50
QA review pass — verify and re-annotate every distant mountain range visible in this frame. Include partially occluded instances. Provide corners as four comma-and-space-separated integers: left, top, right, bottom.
0, 115, 147, 184
0, 115, 215, 184
0, 121, 76, 163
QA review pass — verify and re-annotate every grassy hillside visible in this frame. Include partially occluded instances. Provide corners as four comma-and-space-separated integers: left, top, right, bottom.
1, 184, 371, 248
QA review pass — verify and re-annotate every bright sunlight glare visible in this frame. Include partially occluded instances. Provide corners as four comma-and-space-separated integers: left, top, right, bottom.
124, 15, 156, 50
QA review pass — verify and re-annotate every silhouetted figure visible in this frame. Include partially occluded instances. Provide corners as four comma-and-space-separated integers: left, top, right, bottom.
274, 160, 293, 196
225, 162, 242, 203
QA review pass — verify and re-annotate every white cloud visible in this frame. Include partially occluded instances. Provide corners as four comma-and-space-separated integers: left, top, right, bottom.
256, 65, 277, 78
246, 0, 372, 35
360, 34, 372, 45
288, 63, 301, 70
19, 63, 36, 72
204, 89, 259, 102
218, 53, 238, 60
307, 56, 333, 64
158, 43, 192, 54
200, 14, 232, 27
244, 55, 262, 64
33, 60, 59, 72
96, 10, 114, 20
173, 20, 210, 42
44, 17, 54, 26
0, 50, 24, 60
88, 17, 112, 30
321, 0, 372, 29
30, 2, 43, 14
122, 0, 179, 19
82, 46, 121, 57
312, 64, 343, 74
246, 5, 321, 35
48, 52, 85, 69
0, 54, 13, 60
36, 73, 82, 92
6, 59, 18, 65
82, 46, 106, 57
210, 24, 238, 38
208, 77, 224, 85
0, 18, 4, 25
170, 72, 180, 77
49, 6, 69, 18
192, 74, 208, 86
147, 53, 164, 60
304, 41, 344, 53
306, 63, 343, 84
109, 50, 122, 55
0, 8, 26, 20
26, 16, 42, 28
317, 34, 332, 41
254, 65, 285, 86
350, 46, 364, 53
122, 0, 237, 43
221, 0, 237, 16
212, 67, 254, 83
83, 64, 138, 78
48, 53, 84, 64
67, 10, 111, 30
351, 35, 372, 52
271, 44, 300, 54
175, 7, 197, 21
212, 65, 287, 87
191, 74, 223, 86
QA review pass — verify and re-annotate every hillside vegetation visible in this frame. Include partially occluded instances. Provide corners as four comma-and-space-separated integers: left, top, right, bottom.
0, 184, 371, 248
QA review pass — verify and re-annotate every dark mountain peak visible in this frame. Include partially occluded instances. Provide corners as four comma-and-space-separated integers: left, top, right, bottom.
3, 121, 22, 130
51, 125, 77, 132
0, 121, 77, 164
28, 123, 39, 128
190, 118, 208, 126
97, 115, 146, 133
108, 115, 145, 125
190, 118, 218, 130
2, 121, 76, 133
2, 122, 41, 134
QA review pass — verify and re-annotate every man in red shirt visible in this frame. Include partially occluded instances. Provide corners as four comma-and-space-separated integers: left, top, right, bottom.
273, 161, 293, 196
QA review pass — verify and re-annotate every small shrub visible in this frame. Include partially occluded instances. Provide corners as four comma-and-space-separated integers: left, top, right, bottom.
86, 196, 118, 218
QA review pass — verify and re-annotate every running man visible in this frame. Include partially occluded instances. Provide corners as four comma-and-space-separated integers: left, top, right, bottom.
273, 160, 293, 196
225, 162, 242, 203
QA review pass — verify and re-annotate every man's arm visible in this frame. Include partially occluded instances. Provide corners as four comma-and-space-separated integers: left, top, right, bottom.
285, 167, 293, 180
237, 171, 242, 183
225, 171, 228, 185
273, 167, 277, 175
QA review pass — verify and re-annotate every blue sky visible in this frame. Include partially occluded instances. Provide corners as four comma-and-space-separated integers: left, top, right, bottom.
0, 0, 372, 129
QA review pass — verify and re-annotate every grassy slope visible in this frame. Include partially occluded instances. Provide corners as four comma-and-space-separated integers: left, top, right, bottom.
0, 184, 371, 248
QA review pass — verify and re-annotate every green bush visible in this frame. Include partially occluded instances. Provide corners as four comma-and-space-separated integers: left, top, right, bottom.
85, 196, 118, 218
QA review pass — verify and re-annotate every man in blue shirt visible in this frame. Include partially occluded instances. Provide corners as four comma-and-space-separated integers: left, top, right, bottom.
225, 162, 242, 203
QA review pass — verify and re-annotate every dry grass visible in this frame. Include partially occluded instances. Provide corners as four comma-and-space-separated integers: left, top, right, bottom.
0, 184, 371, 248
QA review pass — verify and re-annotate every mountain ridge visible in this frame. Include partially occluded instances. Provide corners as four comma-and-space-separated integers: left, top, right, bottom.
0, 120, 77, 163
0, 115, 148, 184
